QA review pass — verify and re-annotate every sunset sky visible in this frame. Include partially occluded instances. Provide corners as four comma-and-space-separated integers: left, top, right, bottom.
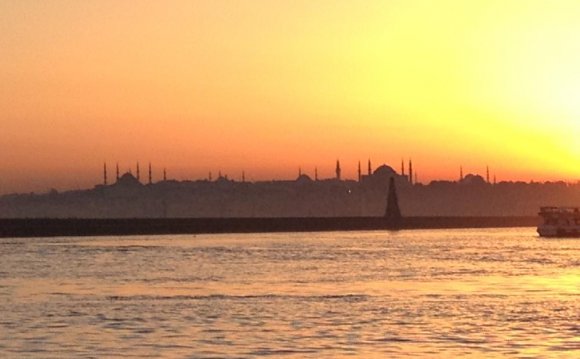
1, 0, 579, 193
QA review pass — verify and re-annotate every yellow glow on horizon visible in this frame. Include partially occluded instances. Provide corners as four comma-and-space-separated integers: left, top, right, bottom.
0, 0, 579, 193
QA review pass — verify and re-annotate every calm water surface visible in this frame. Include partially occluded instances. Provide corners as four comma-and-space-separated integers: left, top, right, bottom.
0, 228, 578, 358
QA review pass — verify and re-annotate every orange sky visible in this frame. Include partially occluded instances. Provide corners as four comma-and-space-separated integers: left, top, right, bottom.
1, 1, 579, 193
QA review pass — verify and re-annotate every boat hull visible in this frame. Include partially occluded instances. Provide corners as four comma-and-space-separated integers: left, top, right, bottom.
537, 224, 580, 238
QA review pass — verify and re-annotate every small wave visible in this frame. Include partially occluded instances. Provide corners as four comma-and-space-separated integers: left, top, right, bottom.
373, 336, 413, 343
139, 276, 224, 283
106, 293, 369, 302
247, 348, 319, 356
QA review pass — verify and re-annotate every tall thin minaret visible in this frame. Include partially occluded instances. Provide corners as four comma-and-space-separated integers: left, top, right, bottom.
335, 160, 341, 180
493, 174, 497, 185
209, 171, 212, 181
358, 161, 362, 182
136, 162, 140, 181
298, 167, 302, 177
409, 159, 413, 185
163, 168, 167, 181
401, 159, 405, 176
415, 171, 418, 185
116, 163, 119, 181
103, 162, 108, 185
315, 167, 318, 181
242, 171, 245, 183
148, 163, 152, 185
460, 166, 464, 181
486, 166, 490, 183
367, 159, 372, 176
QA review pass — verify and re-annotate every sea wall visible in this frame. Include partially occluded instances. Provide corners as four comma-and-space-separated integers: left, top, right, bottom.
0, 216, 540, 238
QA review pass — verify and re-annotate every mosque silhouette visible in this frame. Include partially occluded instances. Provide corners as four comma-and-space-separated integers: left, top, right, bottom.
2, 157, 570, 221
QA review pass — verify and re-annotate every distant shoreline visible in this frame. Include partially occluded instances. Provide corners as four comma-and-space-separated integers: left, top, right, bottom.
0, 216, 539, 238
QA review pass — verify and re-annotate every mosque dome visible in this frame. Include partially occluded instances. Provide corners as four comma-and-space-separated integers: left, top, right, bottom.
295, 174, 313, 183
116, 172, 142, 187
460, 174, 486, 185
372, 164, 398, 177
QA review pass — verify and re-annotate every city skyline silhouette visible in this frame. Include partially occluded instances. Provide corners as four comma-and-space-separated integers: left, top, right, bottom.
1, 3, 579, 358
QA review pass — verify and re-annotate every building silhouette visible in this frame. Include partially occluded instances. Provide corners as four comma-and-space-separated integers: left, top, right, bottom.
1, 158, 576, 219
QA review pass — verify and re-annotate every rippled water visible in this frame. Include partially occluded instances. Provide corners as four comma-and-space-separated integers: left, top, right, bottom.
0, 228, 578, 358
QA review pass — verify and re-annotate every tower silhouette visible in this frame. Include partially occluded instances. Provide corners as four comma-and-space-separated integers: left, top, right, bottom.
401, 159, 405, 176
148, 163, 152, 185
103, 162, 107, 185
460, 166, 464, 181
486, 166, 490, 183
367, 159, 372, 176
163, 168, 167, 181
358, 161, 362, 182
409, 159, 413, 185
136, 162, 140, 181
335, 160, 341, 180
116, 163, 119, 181
315, 167, 318, 181
385, 177, 402, 228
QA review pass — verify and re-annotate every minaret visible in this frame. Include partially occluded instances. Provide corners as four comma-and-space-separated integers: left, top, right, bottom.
116, 163, 119, 181
242, 171, 245, 183
493, 174, 497, 185
415, 171, 418, 185
136, 162, 140, 181
298, 167, 302, 177
401, 159, 405, 176
335, 160, 341, 180
367, 159, 372, 176
460, 166, 464, 182
148, 163, 152, 185
315, 167, 318, 181
163, 168, 167, 181
408, 159, 413, 185
486, 166, 490, 183
209, 171, 212, 181
103, 162, 107, 185
358, 161, 362, 182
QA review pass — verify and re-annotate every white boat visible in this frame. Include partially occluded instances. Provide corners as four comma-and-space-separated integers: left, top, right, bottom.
537, 207, 580, 237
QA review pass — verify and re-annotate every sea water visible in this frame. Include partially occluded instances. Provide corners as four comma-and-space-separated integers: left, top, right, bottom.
0, 228, 578, 358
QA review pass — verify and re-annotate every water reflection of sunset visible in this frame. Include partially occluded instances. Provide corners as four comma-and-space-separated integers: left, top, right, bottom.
1, 229, 578, 357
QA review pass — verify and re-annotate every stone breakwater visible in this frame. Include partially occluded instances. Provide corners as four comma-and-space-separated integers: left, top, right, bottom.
0, 216, 539, 238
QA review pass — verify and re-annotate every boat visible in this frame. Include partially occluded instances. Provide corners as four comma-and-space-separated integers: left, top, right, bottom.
537, 207, 580, 237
